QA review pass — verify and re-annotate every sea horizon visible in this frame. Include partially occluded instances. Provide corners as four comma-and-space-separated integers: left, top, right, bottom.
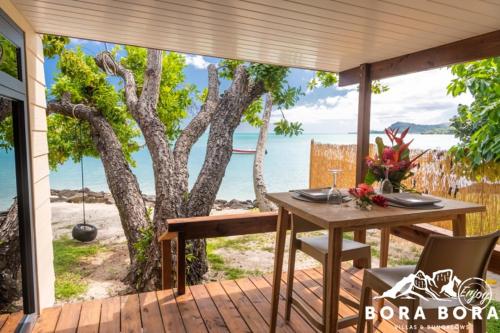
0, 132, 458, 210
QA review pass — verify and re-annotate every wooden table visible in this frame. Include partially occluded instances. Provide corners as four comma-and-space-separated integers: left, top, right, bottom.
266, 192, 485, 333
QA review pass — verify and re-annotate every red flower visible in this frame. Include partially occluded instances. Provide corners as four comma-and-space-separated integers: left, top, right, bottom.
372, 195, 388, 207
358, 183, 374, 195
382, 147, 395, 162
349, 183, 374, 199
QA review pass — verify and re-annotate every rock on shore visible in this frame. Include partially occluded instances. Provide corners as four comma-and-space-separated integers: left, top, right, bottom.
51, 188, 256, 210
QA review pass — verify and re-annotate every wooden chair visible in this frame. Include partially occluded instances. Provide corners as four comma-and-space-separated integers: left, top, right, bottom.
357, 230, 500, 333
285, 215, 372, 331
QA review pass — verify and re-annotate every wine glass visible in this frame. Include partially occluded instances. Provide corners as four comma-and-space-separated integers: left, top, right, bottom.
379, 165, 393, 194
327, 169, 343, 204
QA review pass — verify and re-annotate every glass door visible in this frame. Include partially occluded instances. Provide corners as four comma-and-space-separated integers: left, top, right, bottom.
0, 8, 39, 331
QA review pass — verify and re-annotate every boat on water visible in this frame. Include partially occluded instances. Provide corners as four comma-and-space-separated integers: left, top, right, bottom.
232, 148, 256, 154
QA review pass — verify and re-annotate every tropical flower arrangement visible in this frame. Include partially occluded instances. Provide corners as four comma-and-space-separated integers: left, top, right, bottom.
348, 183, 388, 210
365, 127, 428, 191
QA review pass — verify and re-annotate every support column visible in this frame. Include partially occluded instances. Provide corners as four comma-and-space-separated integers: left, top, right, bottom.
354, 64, 372, 267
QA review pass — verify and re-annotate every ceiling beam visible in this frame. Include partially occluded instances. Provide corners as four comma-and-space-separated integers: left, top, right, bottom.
338, 30, 500, 86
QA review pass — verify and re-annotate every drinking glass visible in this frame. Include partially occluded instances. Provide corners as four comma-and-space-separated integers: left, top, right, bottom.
327, 169, 343, 204
379, 165, 393, 194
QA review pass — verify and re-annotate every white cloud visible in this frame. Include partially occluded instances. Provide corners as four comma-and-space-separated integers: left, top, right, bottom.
69, 38, 103, 47
276, 68, 473, 133
184, 54, 211, 69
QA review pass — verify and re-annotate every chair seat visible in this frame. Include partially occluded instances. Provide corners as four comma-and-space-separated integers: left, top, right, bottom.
297, 235, 371, 262
366, 265, 415, 288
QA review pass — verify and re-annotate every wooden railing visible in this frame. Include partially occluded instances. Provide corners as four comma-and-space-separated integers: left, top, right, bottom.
159, 212, 500, 295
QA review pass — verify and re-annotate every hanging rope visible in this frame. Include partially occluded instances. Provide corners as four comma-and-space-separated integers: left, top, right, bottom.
101, 51, 117, 75
79, 119, 86, 225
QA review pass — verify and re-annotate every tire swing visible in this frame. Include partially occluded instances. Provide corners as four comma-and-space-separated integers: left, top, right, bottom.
72, 115, 98, 242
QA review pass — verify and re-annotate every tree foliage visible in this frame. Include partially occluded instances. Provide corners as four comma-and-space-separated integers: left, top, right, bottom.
308, 70, 389, 94
219, 59, 303, 134
48, 47, 140, 169
0, 34, 19, 78
42, 35, 70, 58
447, 57, 500, 180
44, 40, 195, 170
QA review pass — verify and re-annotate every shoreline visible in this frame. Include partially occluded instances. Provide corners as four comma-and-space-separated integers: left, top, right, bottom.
50, 188, 256, 210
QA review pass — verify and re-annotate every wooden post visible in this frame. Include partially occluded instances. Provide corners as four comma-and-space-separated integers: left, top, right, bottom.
355, 63, 372, 186
159, 231, 178, 290
354, 63, 372, 268
176, 232, 186, 295
161, 239, 172, 289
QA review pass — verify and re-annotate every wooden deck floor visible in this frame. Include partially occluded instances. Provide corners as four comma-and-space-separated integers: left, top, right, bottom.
1, 265, 465, 333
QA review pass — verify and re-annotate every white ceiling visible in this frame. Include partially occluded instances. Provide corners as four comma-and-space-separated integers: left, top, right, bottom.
12, 0, 500, 72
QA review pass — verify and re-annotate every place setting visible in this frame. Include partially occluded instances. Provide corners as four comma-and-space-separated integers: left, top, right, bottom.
291, 128, 445, 210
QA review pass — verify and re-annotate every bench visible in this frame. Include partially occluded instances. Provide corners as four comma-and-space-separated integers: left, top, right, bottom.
159, 212, 279, 295
159, 212, 500, 295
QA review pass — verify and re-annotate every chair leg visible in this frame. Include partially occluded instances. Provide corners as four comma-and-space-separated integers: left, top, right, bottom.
378, 228, 390, 315
472, 317, 485, 333
407, 301, 419, 333
285, 229, 297, 321
356, 278, 372, 333
322, 262, 327, 328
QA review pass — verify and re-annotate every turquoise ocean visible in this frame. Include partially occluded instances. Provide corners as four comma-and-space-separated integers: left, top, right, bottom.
0, 133, 458, 210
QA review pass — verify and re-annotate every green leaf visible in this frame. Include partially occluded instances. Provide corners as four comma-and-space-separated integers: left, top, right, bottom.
364, 169, 377, 185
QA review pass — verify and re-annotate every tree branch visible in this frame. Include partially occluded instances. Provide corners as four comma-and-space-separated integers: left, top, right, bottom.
174, 64, 219, 160
46, 93, 95, 121
247, 79, 266, 102
95, 52, 138, 111
138, 49, 163, 109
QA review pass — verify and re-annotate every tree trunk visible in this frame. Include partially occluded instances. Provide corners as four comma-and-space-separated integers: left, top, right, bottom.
253, 94, 277, 212
185, 66, 265, 283
0, 200, 21, 312
97, 51, 172, 290
86, 113, 159, 289
48, 99, 155, 289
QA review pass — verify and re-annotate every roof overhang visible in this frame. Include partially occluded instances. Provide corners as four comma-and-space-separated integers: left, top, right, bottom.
11, 0, 500, 74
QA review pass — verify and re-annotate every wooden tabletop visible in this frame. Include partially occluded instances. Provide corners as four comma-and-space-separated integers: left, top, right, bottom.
266, 192, 485, 230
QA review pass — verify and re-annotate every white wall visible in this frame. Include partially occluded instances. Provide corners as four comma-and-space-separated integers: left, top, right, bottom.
1, 0, 55, 309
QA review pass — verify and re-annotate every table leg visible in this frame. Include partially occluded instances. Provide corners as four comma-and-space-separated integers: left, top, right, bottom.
379, 227, 391, 268
452, 214, 466, 236
269, 207, 291, 333
325, 226, 343, 333
353, 230, 366, 268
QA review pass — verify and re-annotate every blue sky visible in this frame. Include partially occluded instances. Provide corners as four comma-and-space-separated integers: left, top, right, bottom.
44, 38, 472, 133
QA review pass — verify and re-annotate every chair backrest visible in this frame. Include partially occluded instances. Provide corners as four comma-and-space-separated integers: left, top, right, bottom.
415, 230, 500, 282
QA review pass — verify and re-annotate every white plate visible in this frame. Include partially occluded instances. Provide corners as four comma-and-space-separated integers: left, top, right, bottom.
384, 193, 441, 207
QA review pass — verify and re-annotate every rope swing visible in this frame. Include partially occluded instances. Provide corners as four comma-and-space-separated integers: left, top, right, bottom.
71, 113, 98, 242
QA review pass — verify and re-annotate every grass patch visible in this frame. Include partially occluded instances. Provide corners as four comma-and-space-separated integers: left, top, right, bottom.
53, 237, 105, 300
207, 240, 262, 280
389, 257, 419, 266
487, 300, 500, 333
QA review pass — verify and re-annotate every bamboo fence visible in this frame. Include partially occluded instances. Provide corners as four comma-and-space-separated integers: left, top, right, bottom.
309, 141, 499, 236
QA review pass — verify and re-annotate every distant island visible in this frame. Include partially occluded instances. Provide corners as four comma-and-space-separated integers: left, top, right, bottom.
350, 122, 453, 134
